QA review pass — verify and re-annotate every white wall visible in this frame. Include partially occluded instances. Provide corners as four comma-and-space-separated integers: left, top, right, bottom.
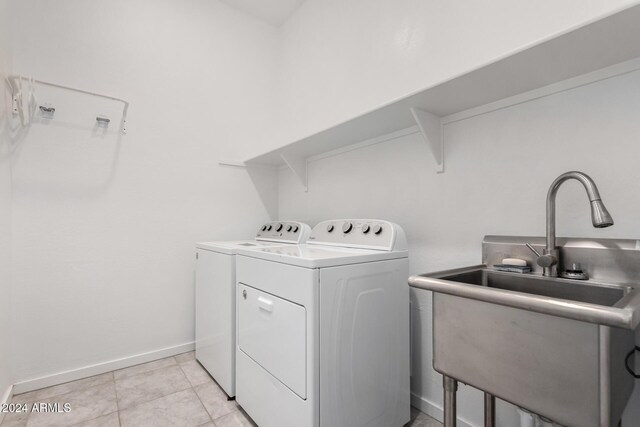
278, 70, 640, 426
10, 0, 279, 388
0, 0, 14, 410
275, 2, 640, 424
275, 0, 640, 152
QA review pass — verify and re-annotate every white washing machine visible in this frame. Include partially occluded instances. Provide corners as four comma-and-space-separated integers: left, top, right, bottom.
195, 221, 311, 398
235, 219, 410, 427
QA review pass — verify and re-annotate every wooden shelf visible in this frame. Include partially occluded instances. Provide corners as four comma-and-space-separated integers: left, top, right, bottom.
241, 4, 640, 181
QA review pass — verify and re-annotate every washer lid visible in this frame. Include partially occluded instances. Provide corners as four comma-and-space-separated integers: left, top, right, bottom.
196, 240, 287, 255
236, 244, 408, 268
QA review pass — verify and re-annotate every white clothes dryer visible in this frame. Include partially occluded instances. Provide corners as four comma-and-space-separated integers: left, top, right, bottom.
195, 221, 311, 397
235, 219, 410, 427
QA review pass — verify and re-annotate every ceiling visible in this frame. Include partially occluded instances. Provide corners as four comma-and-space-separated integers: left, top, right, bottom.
219, 0, 306, 26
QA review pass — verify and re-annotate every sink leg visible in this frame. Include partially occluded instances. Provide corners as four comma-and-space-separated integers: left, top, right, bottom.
443, 376, 458, 427
484, 392, 495, 427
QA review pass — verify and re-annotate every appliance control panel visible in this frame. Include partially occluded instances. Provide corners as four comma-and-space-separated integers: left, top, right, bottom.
307, 219, 407, 251
255, 221, 311, 243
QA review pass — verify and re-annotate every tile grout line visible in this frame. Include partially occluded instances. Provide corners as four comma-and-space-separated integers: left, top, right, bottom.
113, 357, 179, 382
114, 356, 192, 412
13, 373, 114, 405
56, 377, 119, 427
22, 380, 117, 427
113, 373, 122, 427
14, 355, 199, 427
177, 361, 215, 425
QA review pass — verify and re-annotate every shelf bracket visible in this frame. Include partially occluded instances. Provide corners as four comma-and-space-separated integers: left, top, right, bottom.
411, 107, 444, 173
280, 152, 308, 191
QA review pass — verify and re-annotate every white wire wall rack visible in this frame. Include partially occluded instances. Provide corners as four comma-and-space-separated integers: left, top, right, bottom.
6, 75, 129, 134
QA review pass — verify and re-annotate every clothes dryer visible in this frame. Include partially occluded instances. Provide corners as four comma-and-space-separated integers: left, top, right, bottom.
235, 219, 410, 427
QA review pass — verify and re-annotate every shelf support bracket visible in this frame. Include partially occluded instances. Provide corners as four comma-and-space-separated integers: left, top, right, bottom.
411, 107, 444, 173
280, 152, 308, 191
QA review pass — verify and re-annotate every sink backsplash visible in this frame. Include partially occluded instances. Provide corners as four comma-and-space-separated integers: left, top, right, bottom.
483, 236, 640, 284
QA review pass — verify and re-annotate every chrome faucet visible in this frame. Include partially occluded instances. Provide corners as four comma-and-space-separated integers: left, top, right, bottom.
530, 171, 614, 277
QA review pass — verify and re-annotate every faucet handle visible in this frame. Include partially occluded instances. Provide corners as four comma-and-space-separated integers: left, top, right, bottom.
525, 243, 541, 257
525, 243, 558, 268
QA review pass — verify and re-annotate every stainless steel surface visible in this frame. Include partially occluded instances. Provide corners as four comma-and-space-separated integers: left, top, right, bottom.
443, 376, 457, 427
484, 393, 495, 427
410, 265, 638, 329
409, 235, 640, 427
429, 292, 634, 427
543, 171, 614, 277
482, 236, 640, 287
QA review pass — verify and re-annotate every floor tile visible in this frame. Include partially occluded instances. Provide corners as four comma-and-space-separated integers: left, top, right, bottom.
113, 357, 177, 381
193, 382, 237, 420
180, 360, 213, 387
175, 352, 196, 365
0, 409, 29, 427
213, 409, 256, 427
69, 412, 120, 427
119, 388, 210, 427
26, 382, 117, 427
198, 423, 215, 427
13, 373, 114, 404
407, 410, 443, 427
115, 365, 190, 410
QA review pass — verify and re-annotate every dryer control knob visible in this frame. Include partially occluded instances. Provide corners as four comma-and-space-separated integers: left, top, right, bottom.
373, 225, 383, 235
343, 222, 353, 233
276, 224, 283, 232
261, 225, 267, 231
327, 224, 334, 233
286, 225, 293, 232
267, 225, 272, 231
362, 224, 371, 234
293, 225, 299, 233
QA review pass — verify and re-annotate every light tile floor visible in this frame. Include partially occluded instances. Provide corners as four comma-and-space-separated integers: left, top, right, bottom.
1, 352, 442, 427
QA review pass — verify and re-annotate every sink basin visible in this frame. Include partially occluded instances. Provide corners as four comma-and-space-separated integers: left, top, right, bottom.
408, 236, 640, 427
413, 265, 640, 329
442, 268, 628, 307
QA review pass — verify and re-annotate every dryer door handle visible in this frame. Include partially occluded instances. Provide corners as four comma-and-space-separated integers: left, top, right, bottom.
257, 296, 274, 313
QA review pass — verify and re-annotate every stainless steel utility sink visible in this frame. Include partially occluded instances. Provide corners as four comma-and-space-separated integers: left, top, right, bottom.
443, 268, 627, 306
408, 236, 640, 427
419, 266, 640, 328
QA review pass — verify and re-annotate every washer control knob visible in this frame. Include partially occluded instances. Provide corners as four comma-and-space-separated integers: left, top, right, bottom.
261, 225, 267, 231
293, 225, 299, 233
286, 225, 293, 232
327, 224, 334, 233
373, 225, 383, 235
342, 222, 353, 233
362, 224, 371, 234
267, 224, 272, 231
276, 223, 283, 232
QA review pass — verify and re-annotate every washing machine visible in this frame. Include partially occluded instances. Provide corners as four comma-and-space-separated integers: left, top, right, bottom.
235, 219, 410, 427
195, 221, 311, 397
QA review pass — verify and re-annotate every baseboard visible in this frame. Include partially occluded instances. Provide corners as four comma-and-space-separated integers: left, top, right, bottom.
411, 392, 476, 427
0, 383, 14, 425
12, 341, 195, 395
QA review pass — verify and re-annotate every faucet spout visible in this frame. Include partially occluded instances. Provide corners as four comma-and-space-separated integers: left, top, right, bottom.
544, 171, 614, 276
